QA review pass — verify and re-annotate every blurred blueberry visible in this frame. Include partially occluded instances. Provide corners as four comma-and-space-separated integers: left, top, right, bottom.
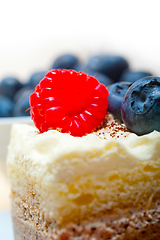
51, 53, 79, 69
13, 87, 33, 116
27, 71, 47, 88
107, 82, 132, 122
0, 95, 15, 117
73, 62, 86, 72
0, 77, 23, 100
13, 86, 34, 103
119, 69, 153, 83
74, 63, 113, 86
87, 54, 129, 82
92, 72, 113, 86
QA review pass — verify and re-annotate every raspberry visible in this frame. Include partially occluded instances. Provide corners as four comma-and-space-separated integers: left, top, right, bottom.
29, 69, 109, 136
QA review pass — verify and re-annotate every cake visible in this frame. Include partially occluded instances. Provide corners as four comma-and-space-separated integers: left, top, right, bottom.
7, 70, 160, 239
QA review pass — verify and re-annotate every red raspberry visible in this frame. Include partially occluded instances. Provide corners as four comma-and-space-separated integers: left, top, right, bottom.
29, 69, 109, 136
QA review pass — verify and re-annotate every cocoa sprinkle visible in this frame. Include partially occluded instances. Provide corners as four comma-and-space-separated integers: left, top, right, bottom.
92, 113, 131, 140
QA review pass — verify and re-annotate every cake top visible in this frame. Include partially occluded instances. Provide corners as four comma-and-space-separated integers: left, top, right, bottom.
29, 70, 160, 138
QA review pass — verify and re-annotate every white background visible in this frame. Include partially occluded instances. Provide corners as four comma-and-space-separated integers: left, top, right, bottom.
0, 0, 160, 82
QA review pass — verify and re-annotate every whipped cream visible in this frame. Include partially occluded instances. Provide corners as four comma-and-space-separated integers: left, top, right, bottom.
7, 115, 160, 223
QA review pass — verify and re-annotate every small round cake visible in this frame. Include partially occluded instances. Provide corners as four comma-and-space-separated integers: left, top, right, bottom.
7, 70, 160, 240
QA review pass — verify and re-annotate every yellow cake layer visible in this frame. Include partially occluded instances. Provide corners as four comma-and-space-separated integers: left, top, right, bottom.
7, 121, 160, 224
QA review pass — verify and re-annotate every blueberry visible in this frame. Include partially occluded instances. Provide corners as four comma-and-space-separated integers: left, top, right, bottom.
27, 71, 47, 88
0, 77, 23, 100
13, 86, 34, 103
121, 77, 160, 135
87, 54, 129, 82
13, 87, 33, 116
74, 63, 113, 86
119, 69, 152, 83
51, 54, 79, 69
0, 95, 15, 117
107, 82, 132, 122
73, 63, 88, 72
92, 72, 114, 87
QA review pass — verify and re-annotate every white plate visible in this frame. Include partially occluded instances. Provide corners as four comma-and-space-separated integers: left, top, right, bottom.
0, 211, 14, 240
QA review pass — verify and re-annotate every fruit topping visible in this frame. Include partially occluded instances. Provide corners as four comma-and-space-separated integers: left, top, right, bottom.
29, 69, 109, 136
0, 95, 15, 117
51, 54, 79, 70
13, 87, 33, 116
87, 54, 129, 82
119, 69, 152, 83
27, 71, 47, 88
121, 76, 160, 135
74, 64, 114, 87
107, 82, 132, 122
0, 77, 23, 100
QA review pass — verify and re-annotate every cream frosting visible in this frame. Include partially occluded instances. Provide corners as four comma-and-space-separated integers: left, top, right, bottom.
7, 115, 160, 223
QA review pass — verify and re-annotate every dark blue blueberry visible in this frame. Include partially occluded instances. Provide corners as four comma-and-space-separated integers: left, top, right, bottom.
27, 71, 47, 88
73, 63, 87, 72
0, 77, 23, 100
74, 63, 113, 86
0, 95, 15, 117
92, 72, 114, 87
119, 69, 152, 83
121, 77, 160, 135
13, 86, 34, 103
87, 54, 129, 82
107, 82, 132, 122
51, 54, 79, 70
13, 87, 33, 116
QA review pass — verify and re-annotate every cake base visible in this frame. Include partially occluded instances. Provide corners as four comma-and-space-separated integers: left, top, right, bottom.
12, 193, 160, 240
